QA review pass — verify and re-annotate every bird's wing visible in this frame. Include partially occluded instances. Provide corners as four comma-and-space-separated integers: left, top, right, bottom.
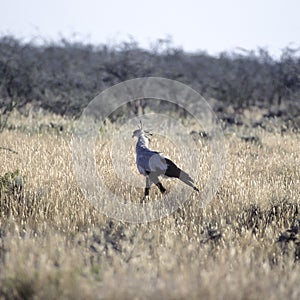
148, 152, 168, 173
136, 149, 167, 175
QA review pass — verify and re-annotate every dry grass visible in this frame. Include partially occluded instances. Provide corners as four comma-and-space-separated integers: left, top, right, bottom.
0, 111, 300, 299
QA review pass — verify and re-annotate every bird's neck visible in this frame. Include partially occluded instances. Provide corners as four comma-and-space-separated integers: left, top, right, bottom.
137, 134, 149, 149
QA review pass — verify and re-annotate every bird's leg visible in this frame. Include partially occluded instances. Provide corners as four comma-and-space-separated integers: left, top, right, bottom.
142, 176, 151, 202
156, 181, 166, 194
149, 173, 166, 194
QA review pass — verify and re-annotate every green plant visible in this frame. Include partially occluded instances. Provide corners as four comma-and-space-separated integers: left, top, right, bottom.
0, 170, 23, 195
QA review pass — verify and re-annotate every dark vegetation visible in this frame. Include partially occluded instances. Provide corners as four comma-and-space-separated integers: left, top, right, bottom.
0, 35, 299, 126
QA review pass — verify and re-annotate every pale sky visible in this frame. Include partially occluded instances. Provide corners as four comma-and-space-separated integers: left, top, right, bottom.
1, 0, 299, 57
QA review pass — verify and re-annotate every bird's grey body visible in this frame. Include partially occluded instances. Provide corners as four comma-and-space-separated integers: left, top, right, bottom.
132, 126, 199, 200
135, 136, 167, 176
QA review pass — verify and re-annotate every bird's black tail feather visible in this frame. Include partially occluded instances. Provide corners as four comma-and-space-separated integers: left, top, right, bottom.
164, 158, 199, 192
179, 170, 199, 192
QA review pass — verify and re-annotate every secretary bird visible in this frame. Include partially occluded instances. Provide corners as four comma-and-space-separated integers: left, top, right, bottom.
132, 123, 199, 200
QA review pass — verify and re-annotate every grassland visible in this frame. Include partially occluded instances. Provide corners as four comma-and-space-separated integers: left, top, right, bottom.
0, 110, 300, 299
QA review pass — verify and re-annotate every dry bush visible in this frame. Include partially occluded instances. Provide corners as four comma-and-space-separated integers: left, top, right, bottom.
0, 111, 299, 299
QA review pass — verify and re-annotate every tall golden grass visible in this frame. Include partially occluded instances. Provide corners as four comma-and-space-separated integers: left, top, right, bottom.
0, 111, 299, 299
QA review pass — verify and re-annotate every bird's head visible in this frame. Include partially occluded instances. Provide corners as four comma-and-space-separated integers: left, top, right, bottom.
132, 129, 143, 138
132, 121, 152, 140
